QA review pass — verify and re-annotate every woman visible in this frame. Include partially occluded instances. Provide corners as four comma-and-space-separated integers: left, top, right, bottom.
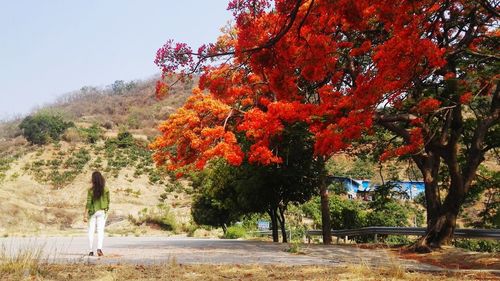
84, 171, 110, 257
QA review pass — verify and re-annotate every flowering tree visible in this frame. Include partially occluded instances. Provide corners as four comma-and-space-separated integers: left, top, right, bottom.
151, 0, 499, 248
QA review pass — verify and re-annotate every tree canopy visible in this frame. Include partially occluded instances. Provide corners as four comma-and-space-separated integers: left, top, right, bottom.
151, 0, 499, 248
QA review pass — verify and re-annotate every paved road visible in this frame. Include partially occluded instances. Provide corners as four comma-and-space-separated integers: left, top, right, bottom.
0, 236, 442, 271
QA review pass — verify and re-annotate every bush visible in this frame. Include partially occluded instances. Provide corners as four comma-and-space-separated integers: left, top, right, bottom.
285, 242, 302, 253
184, 223, 199, 237
191, 192, 234, 230
116, 131, 134, 148
329, 195, 367, 230
102, 121, 113, 130
128, 204, 177, 231
223, 226, 247, 239
366, 201, 410, 227
301, 197, 322, 229
453, 239, 500, 253
81, 123, 103, 143
62, 127, 83, 143
19, 113, 73, 145
413, 192, 426, 208
384, 235, 414, 246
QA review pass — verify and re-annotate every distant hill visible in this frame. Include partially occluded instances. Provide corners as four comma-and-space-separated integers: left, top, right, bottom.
0, 77, 194, 236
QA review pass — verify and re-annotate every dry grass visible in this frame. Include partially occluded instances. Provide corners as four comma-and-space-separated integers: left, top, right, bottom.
44, 77, 192, 130
0, 245, 44, 280
1, 262, 496, 281
0, 244, 498, 281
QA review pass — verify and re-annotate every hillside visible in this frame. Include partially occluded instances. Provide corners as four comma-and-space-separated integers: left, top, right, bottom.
0, 78, 194, 236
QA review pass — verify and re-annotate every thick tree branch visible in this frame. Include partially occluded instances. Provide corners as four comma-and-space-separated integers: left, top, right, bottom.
463, 84, 500, 187
466, 50, 500, 61
297, 0, 315, 39
375, 113, 418, 123
375, 119, 411, 143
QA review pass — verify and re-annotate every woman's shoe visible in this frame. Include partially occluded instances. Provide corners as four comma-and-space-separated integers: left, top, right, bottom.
89, 252, 94, 256
97, 249, 104, 256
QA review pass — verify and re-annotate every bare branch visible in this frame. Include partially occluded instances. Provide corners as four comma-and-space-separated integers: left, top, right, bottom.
466, 50, 500, 61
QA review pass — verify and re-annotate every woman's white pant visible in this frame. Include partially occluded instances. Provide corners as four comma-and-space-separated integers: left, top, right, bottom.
88, 210, 106, 251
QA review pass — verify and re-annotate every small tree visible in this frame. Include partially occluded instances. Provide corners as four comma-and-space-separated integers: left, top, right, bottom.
190, 160, 242, 233
188, 124, 319, 243
19, 113, 73, 145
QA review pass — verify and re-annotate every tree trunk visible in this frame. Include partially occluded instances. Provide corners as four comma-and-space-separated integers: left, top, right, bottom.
222, 224, 228, 234
423, 207, 459, 248
415, 145, 477, 250
422, 75, 465, 248
268, 208, 279, 242
278, 205, 288, 243
319, 158, 332, 244
420, 182, 465, 250
412, 153, 444, 252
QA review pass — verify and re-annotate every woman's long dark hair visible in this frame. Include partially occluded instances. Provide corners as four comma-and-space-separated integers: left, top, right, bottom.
91, 171, 105, 200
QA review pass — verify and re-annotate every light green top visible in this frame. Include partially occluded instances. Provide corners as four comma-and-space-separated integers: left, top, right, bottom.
86, 187, 110, 216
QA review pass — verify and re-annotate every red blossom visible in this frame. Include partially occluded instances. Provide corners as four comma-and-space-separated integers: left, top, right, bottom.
444, 72, 456, 79
155, 80, 168, 99
417, 98, 441, 114
150, 0, 485, 173
460, 92, 473, 104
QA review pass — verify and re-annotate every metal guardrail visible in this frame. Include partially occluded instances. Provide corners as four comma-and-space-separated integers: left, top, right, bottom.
252, 227, 500, 240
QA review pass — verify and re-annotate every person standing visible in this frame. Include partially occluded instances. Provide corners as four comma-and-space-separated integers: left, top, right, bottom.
84, 171, 110, 257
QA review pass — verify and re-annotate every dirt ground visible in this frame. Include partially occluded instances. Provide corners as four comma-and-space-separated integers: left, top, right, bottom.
356, 243, 499, 270
395, 246, 500, 270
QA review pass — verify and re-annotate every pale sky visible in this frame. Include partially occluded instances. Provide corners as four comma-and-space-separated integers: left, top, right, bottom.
0, 0, 233, 120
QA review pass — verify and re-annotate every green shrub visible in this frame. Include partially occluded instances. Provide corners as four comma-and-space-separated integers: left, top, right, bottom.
453, 239, 500, 253
19, 113, 73, 145
183, 223, 199, 237
223, 226, 247, 239
116, 131, 135, 148
81, 123, 103, 143
148, 170, 162, 184
128, 204, 177, 232
163, 181, 184, 193
366, 201, 410, 227
285, 242, 303, 254
301, 197, 322, 229
329, 195, 367, 230
47, 170, 76, 189
123, 188, 141, 197
384, 235, 414, 246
